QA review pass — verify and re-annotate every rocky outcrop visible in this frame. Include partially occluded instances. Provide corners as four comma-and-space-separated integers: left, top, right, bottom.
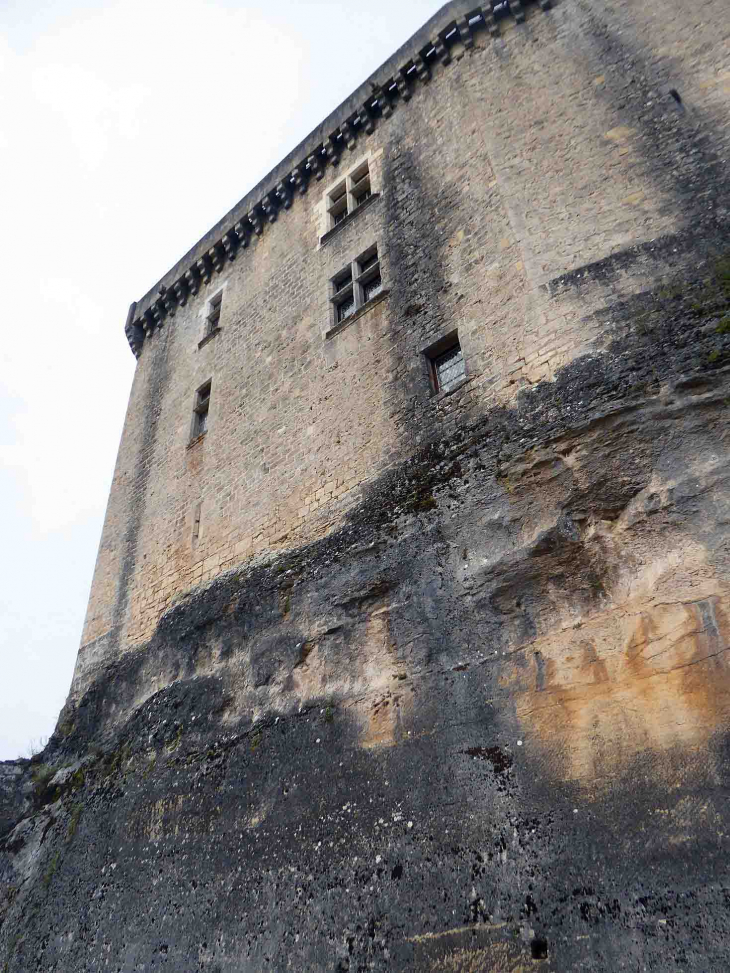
2, 260, 730, 971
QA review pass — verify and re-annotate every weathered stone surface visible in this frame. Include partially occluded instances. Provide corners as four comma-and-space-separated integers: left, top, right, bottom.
3, 0, 730, 969
3, 308, 730, 968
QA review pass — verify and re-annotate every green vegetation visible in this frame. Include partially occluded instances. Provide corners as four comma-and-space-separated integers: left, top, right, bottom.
67, 804, 82, 841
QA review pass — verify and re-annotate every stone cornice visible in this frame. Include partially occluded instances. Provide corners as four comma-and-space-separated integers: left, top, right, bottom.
125, 0, 554, 358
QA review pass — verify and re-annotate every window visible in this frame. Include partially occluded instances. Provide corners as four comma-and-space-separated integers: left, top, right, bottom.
192, 380, 211, 439
330, 246, 384, 328
326, 161, 373, 232
351, 165, 372, 208
358, 248, 382, 303
205, 292, 222, 336
426, 334, 466, 394
333, 267, 355, 323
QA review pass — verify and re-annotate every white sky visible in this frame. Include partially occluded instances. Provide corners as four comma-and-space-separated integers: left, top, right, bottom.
0, 0, 446, 760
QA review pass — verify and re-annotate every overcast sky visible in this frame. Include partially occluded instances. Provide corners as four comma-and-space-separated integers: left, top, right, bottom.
0, 0, 447, 760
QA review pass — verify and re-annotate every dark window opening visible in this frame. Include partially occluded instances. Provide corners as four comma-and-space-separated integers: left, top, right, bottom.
193, 380, 211, 439
334, 268, 353, 293
363, 272, 382, 302
669, 88, 682, 105
336, 293, 356, 322
206, 293, 222, 335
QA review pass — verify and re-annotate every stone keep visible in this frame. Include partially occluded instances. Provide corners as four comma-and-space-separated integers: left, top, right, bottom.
3, 1, 730, 970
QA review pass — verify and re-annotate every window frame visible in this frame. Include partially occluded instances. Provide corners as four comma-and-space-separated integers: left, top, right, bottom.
191, 379, 212, 441
205, 292, 223, 335
326, 161, 373, 232
424, 331, 468, 397
329, 245, 383, 329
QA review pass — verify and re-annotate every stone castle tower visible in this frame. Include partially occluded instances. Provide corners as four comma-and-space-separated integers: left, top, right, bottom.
3, 1, 730, 970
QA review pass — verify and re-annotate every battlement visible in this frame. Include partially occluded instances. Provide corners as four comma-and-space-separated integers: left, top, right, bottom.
125, 0, 553, 356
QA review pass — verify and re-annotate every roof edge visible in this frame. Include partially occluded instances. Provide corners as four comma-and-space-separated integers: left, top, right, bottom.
126, 0, 553, 356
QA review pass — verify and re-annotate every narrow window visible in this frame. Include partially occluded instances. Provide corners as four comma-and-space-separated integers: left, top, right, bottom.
206, 292, 222, 335
356, 247, 382, 303
328, 182, 348, 229
192, 380, 211, 439
351, 162, 372, 208
431, 341, 466, 394
333, 268, 355, 322
192, 502, 202, 545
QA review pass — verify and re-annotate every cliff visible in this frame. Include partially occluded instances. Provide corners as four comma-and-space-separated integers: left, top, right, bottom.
3, 271, 730, 968
3, 0, 730, 968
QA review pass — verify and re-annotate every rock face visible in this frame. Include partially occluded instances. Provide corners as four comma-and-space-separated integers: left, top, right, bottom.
3, 301, 730, 971
3, 0, 730, 969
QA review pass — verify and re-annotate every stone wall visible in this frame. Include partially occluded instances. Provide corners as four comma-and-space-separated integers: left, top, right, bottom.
73, 0, 730, 698
4, 1, 730, 969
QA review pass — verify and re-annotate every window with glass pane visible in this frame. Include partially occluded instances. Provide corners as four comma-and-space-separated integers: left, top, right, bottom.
363, 274, 382, 302
336, 294, 355, 322
433, 344, 466, 393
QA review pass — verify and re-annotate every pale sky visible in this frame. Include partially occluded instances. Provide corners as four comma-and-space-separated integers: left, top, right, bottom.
0, 0, 446, 760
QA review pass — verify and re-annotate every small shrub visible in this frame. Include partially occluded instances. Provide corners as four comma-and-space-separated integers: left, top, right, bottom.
42, 852, 60, 889
67, 804, 82, 841
715, 315, 730, 335
31, 764, 57, 808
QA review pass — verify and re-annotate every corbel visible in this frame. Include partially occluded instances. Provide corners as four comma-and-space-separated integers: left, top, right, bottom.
539, 0, 552, 9
174, 278, 188, 306
185, 267, 200, 295
275, 180, 293, 209
197, 254, 212, 283
372, 85, 393, 118
340, 119, 356, 151
307, 151, 325, 181
261, 193, 278, 223
209, 244, 225, 273
358, 104, 375, 135
248, 206, 264, 235
142, 308, 155, 334
125, 322, 143, 358
457, 16, 474, 48
509, 0, 525, 23
233, 220, 250, 248
323, 136, 340, 167
414, 55, 431, 83
397, 70, 411, 102
433, 37, 451, 65
222, 230, 238, 262
158, 285, 176, 317
152, 298, 166, 326
291, 166, 308, 195
482, 5, 500, 37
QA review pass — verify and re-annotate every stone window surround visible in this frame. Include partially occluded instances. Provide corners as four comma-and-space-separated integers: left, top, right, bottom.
198, 286, 225, 349
329, 244, 383, 331
319, 152, 380, 240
